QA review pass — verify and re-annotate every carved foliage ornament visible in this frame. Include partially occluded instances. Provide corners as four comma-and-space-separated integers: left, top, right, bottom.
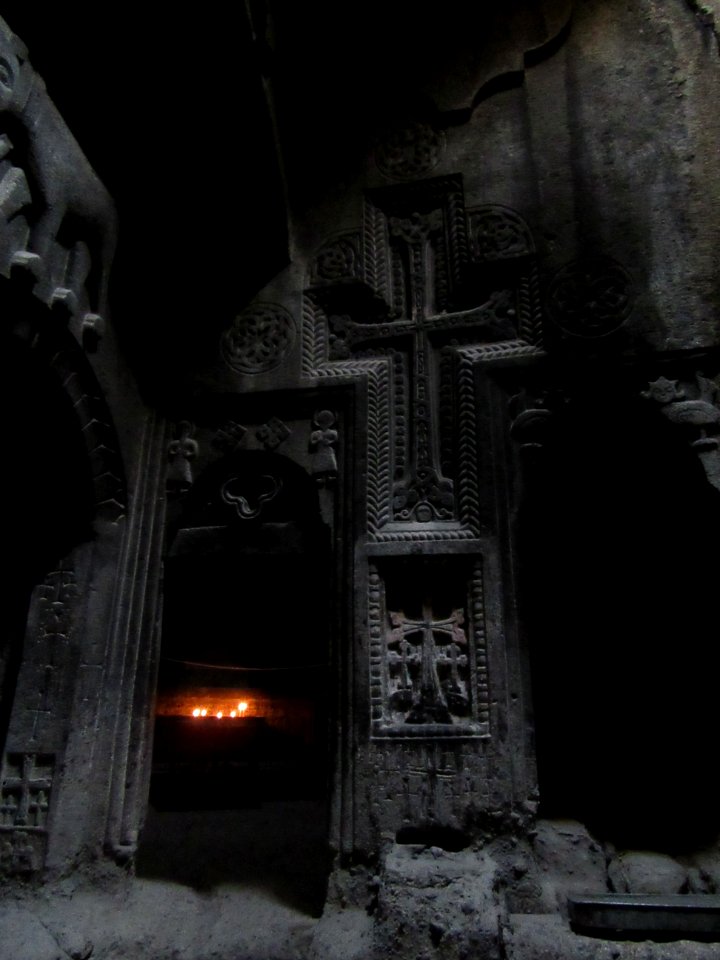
546, 256, 634, 338
221, 302, 296, 374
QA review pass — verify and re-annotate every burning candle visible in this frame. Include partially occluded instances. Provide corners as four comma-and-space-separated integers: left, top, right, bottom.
238, 701, 248, 715
192, 708, 201, 717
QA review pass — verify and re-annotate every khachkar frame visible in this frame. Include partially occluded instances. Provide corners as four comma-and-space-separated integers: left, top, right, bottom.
302, 174, 543, 841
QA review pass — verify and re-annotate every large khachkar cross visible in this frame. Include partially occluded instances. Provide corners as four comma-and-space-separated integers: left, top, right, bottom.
306, 176, 534, 527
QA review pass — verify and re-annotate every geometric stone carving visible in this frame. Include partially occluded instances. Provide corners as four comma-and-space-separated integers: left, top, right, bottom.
211, 420, 248, 455
220, 302, 296, 374
255, 416, 291, 450
370, 561, 489, 738
546, 255, 634, 338
642, 372, 720, 492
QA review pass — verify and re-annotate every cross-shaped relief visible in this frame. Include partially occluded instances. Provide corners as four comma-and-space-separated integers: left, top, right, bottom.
304, 176, 542, 539
388, 601, 468, 724
0, 753, 53, 831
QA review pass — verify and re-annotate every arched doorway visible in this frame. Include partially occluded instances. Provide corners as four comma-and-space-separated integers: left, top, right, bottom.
138, 450, 333, 912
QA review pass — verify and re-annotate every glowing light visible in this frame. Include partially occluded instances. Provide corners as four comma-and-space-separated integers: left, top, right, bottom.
192, 708, 201, 717
216, 711, 223, 719
230, 710, 237, 718
200, 708, 208, 717
238, 701, 248, 715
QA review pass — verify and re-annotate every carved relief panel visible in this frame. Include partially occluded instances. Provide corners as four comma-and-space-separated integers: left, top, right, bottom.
303, 176, 543, 541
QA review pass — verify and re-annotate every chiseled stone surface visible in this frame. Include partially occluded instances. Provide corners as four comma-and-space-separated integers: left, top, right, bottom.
2, 2, 720, 959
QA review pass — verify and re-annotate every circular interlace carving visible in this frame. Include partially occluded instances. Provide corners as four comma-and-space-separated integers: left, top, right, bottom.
221, 303, 296, 374
469, 206, 534, 261
312, 236, 359, 284
375, 120, 445, 181
546, 257, 634, 338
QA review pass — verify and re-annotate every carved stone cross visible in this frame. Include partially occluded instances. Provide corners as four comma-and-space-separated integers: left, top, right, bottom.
0, 754, 53, 829
306, 176, 533, 529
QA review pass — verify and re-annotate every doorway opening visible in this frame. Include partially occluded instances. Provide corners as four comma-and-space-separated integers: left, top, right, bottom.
137, 451, 333, 913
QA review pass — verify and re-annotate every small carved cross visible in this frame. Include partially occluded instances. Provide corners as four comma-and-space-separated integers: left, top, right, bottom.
388, 601, 467, 723
0, 754, 53, 829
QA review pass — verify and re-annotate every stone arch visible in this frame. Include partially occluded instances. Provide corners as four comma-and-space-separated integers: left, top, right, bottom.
0, 275, 126, 874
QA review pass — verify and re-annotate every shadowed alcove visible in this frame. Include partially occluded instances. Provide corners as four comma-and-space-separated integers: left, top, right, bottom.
519, 374, 720, 853
1, 328, 94, 750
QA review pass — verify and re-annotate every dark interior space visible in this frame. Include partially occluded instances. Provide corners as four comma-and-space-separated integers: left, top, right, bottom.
519, 370, 720, 853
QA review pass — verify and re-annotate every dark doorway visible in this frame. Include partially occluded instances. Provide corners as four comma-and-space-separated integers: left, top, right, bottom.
519, 380, 720, 852
138, 451, 333, 913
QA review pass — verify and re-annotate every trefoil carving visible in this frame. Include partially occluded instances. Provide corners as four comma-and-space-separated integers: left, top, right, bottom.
221, 474, 283, 519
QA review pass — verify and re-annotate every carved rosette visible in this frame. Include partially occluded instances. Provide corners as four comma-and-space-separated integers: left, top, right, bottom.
221, 302, 296, 374
310, 235, 362, 286
468, 205, 535, 261
374, 120, 445, 182
546, 256, 634, 338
